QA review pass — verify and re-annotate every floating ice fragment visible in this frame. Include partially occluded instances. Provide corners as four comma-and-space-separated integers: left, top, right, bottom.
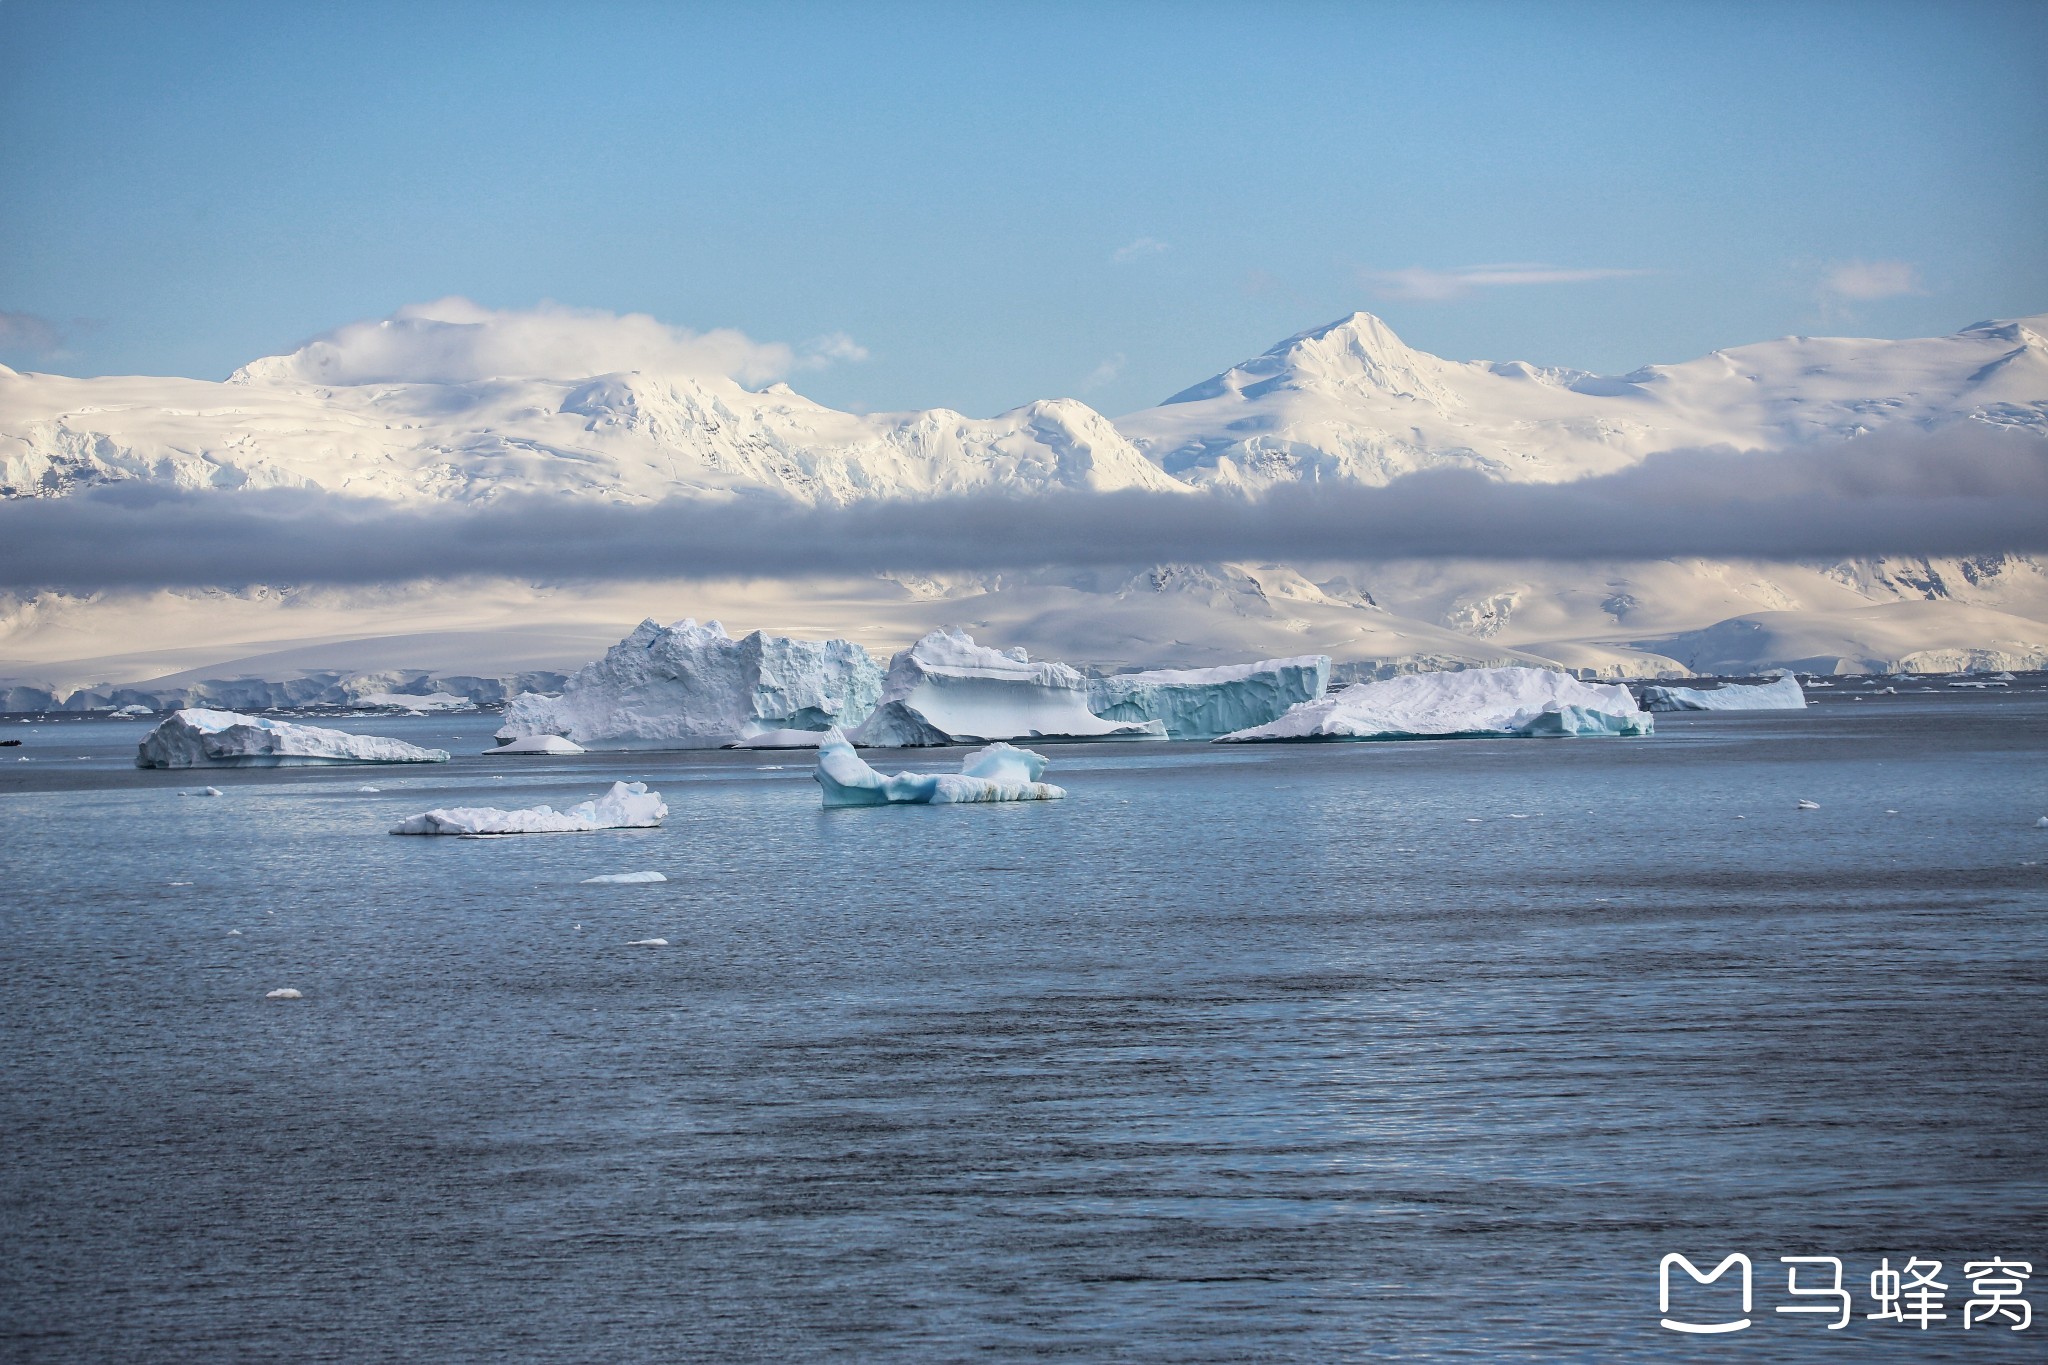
180, 786, 225, 797
2036, 816, 2048, 828
581, 871, 668, 884
357, 785, 382, 793
390, 781, 668, 835
265, 988, 302, 1000
1219, 668, 1651, 742
815, 729, 1067, 807
1797, 799, 1821, 810
485, 734, 586, 756
227, 929, 241, 935
138, 708, 450, 768
1087, 656, 1329, 738
626, 938, 669, 947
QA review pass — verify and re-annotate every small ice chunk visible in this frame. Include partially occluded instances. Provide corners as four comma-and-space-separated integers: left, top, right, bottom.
2035, 815, 2048, 828
581, 871, 668, 884
487, 734, 587, 755
626, 938, 669, 947
181, 786, 225, 797
1797, 799, 1821, 810
357, 785, 382, 793
227, 929, 242, 936
265, 988, 302, 1000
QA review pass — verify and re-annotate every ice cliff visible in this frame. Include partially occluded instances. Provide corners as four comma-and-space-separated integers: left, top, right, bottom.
814, 729, 1066, 807
1639, 674, 1809, 712
390, 781, 667, 835
849, 628, 1165, 746
136, 708, 452, 767
1218, 667, 1651, 742
497, 618, 882, 749
1087, 656, 1330, 739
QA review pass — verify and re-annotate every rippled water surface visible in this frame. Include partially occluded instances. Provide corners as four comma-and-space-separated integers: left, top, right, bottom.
3, 691, 2044, 1360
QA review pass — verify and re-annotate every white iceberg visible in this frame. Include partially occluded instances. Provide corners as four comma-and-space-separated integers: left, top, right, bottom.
390, 781, 667, 835
1218, 667, 1652, 742
1640, 674, 1808, 712
265, 988, 302, 1000
497, 618, 882, 750
137, 708, 451, 768
581, 870, 667, 884
1798, 799, 1821, 810
626, 938, 669, 947
848, 627, 1165, 746
112, 703, 154, 719
486, 734, 587, 756
1087, 656, 1330, 739
815, 729, 1067, 807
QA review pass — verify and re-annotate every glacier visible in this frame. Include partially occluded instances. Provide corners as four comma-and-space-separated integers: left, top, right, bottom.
814, 729, 1066, 807
848, 628, 1165, 746
136, 708, 452, 768
1639, 674, 1809, 712
1087, 655, 1330, 739
389, 781, 667, 835
497, 618, 882, 749
1218, 667, 1651, 742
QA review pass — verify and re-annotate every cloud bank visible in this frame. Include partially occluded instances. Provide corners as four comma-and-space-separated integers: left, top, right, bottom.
2, 427, 2040, 592
235, 298, 862, 387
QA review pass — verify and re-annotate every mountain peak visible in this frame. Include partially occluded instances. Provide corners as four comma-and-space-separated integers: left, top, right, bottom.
1162, 309, 1457, 407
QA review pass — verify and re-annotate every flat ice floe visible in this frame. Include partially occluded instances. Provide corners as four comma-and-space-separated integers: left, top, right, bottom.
849, 628, 1164, 746
1218, 667, 1652, 742
137, 708, 451, 768
265, 988, 302, 1000
485, 734, 587, 756
1087, 656, 1329, 739
497, 618, 881, 749
390, 781, 668, 835
815, 729, 1067, 807
1640, 674, 1808, 712
581, 870, 668, 884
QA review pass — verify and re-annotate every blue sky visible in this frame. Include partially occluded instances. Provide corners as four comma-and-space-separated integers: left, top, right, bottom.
2, 0, 2043, 417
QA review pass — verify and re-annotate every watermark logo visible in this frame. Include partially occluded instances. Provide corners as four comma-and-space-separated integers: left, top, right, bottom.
1661, 1253, 2031, 1335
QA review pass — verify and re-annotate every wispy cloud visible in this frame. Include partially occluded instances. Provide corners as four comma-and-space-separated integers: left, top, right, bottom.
1080, 353, 1125, 391
4, 427, 2039, 591
1363, 263, 1651, 302
1820, 259, 1924, 303
237, 298, 864, 388
0, 309, 64, 357
1112, 237, 1170, 264
800, 332, 871, 367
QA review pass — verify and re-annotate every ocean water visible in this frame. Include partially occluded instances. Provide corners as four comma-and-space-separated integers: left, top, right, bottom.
2, 690, 2044, 1361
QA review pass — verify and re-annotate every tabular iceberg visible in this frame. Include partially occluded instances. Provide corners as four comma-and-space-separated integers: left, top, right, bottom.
1639, 674, 1808, 712
815, 729, 1066, 807
1218, 667, 1652, 742
486, 734, 587, 755
136, 708, 452, 768
497, 618, 882, 750
390, 781, 667, 835
848, 627, 1165, 746
1088, 656, 1330, 739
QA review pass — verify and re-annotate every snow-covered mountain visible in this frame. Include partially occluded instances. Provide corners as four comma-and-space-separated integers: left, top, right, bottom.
2, 306, 2044, 692
1119, 310, 2048, 488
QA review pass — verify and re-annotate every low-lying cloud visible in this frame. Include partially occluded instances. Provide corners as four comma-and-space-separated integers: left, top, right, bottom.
240, 298, 861, 387
2, 426, 2041, 592
1364, 263, 1651, 302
